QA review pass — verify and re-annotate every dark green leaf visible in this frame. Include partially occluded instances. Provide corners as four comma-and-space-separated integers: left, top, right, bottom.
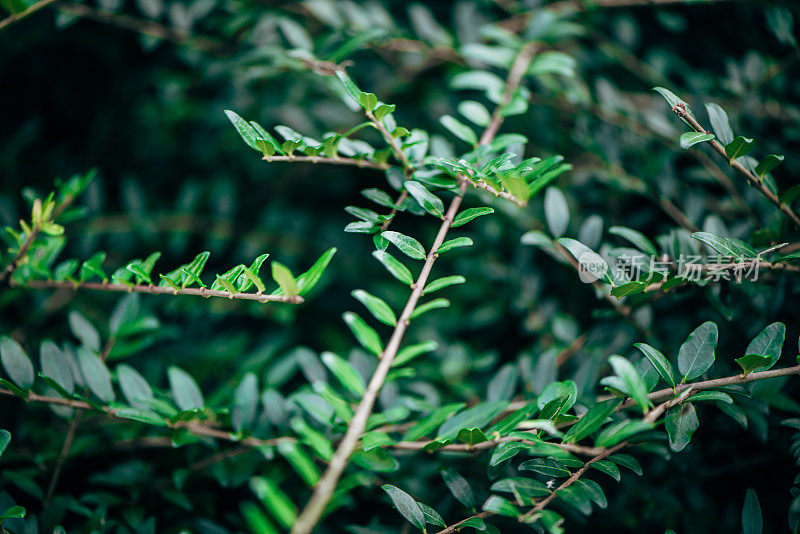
678, 321, 718, 381
665, 403, 699, 452
382, 484, 425, 530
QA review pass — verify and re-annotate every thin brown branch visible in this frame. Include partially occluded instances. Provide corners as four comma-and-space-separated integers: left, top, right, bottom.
464, 177, 527, 208
435, 511, 494, 534
0, 227, 40, 284
0, 0, 56, 30
55, 2, 227, 55
616, 364, 800, 410
392, 436, 605, 456
264, 155, 389, 170
380, 190, 409, 232
16, 279, 303, 303
0, 387, 295, 449
291, 43, 540, 534
673, 104, 800, 228
520, 442, 627, 521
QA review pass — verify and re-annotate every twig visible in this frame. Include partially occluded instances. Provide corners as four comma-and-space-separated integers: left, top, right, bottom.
16, 279, 303, 304
392, 436, 605, 456
0, 387, 295, 449
0, 0, 57, 30
435, 511, 494, 534
520, 442, 627, 521
290, 42, 541, 534
672, 104, 800, 228
263, 155, 389, 170
464, 177, 527, 208
615, 364, 800, 410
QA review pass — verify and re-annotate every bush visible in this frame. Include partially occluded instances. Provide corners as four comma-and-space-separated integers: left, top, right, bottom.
1, 1, 799, 533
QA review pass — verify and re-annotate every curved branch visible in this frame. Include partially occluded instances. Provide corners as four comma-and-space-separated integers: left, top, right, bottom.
17, 279, 303, 303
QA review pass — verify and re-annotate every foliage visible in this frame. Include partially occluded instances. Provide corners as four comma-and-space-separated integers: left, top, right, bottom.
1, 0, 800, 533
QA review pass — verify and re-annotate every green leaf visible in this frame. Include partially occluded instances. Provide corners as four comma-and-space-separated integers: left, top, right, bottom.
519, 458, 570, 478
373, 250, 414, 285
224, 110, 260, 151
436, 401, 507, 441
529, 51, 576, 77
335, 71, 362, 106
418, 502, 446, 527
634, 343, 677, 390
424, 275, 465, 294
678, 321, 718, 381
457, 100, 491, 127
237, 253, 269, 292
296, 248, 336, 296
744, 322, 785, 371
691, 231, 756, 258
436, 237, 473, 254
452, 207, 494, 228
40, 341, 74, 394
342, 312, 383, 356
441, 470, 475, 510
381, 231, 426, 260
250, 477, 297, 529
110, 293, 140, 335
409, 298, 449, 320
405, 181, 444, 218
0, 337, 34, 391
321, 352, 365, 396
610, 281, 645, 299
457, 427, 488, 446
735, 354, 773, 376
563, 398, 623, 443
608, 355, 653, 413
557, 238, 613, 285
609, 226, 658, 256
277, 441, 320, 486
0, 506, 25, 521
482, 495, 520, 517
382, 484, 425, 530
665, 403, 699, 452
725, 136, 754, 160
232, 372, 258, 432
653, 86, 686, 109
352, 289, 396, 326
362, 188, 397, 208
77, 347, 115, 403
705, 103, 733, 145
402, 403, 465, 441
544, 187, 569, 237
362, 431, 393, 451
117, 363, 153, 409
742, 488, 763, 534
271, 262, 298, 296
68, 311, 101, 352
167, 366, 204, 411
680, 131, 715, 149
0, 429, 11, 458
440, 115, 478, 145
394, 341, 438, 367
359, 91, 378, 112
595, 420, 654, 448
755, 154, 784, 179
